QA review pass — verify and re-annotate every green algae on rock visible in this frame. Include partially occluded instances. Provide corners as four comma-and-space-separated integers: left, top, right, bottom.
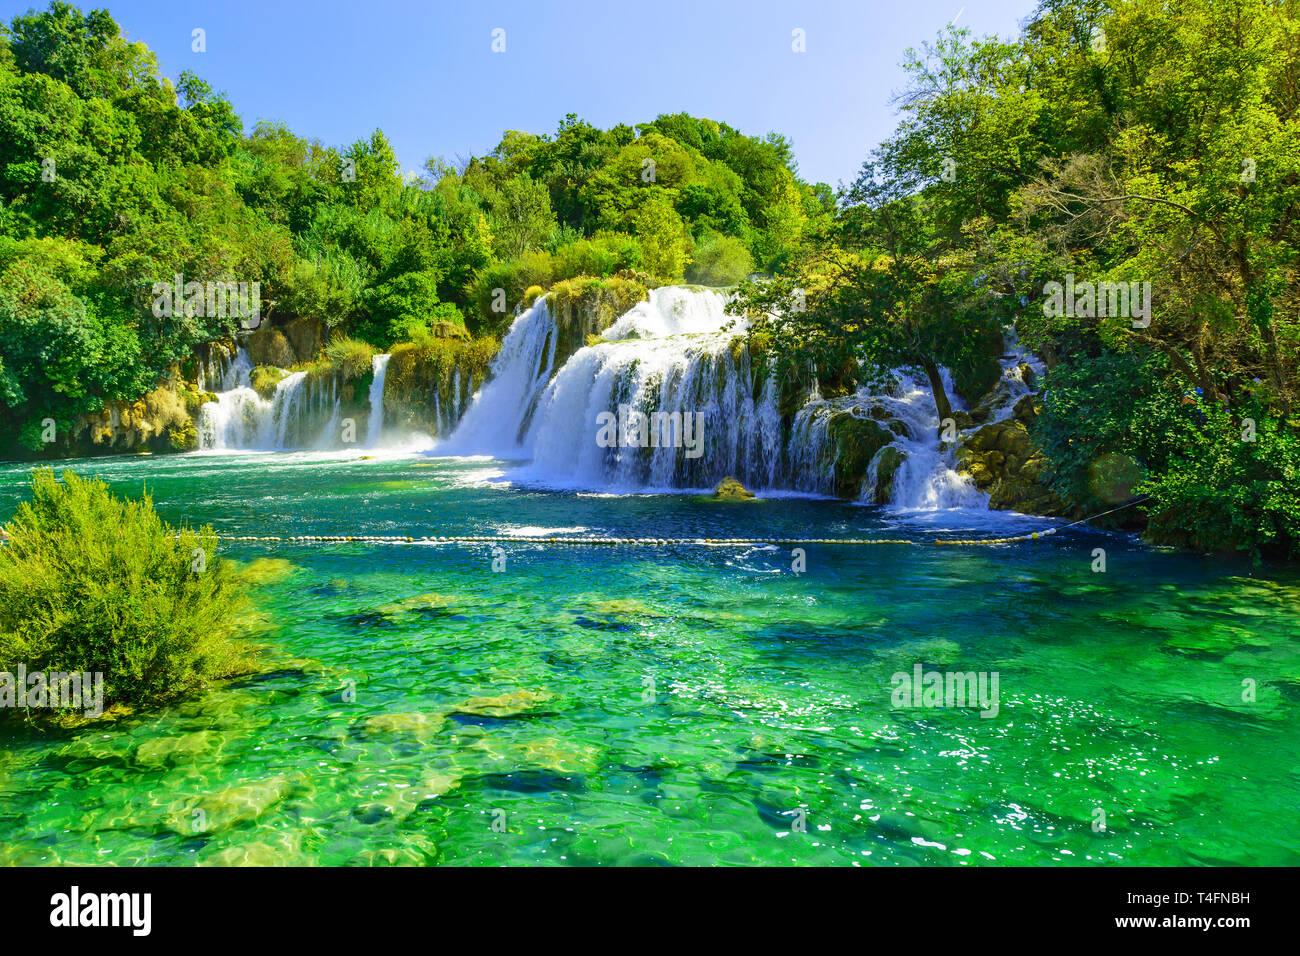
712, 476, 755, 500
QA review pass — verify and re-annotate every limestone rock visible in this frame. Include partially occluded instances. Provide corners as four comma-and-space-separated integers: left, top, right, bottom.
712, 476, 755, 500
957, 419, 1066, 516
450, 689, 553, 718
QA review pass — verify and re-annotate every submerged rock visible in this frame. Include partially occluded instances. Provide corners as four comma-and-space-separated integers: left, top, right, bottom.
359, 711, 447, 738
135, 730, 221, 768
166, 774, 298, 834
233, 557, 294, 587
712, 476, 756, 500
450, 689, 553, 718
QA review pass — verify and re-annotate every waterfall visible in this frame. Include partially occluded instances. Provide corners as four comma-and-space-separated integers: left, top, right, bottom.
190, 288, 1034, 512
437, 296, 558, 456
853, 370, 986, 510
432, 286, 1007, 508
366, 354, 390, 448
196, 357, 347, 452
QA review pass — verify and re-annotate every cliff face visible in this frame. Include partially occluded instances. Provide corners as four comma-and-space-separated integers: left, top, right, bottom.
69, 377, 215, 455
247, 317, 324, 369
543, 276, 649, 373
383, 336, 498, 438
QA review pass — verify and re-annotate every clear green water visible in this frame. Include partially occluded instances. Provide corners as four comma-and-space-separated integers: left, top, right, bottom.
1, 451, 1298, 866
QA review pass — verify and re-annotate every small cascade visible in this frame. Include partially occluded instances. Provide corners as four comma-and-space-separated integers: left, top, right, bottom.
365, 354, 390, 448
222, 348, 252, 391
438, 297, 559, 456
856, 370, 986, 510
196, 362, 349, 451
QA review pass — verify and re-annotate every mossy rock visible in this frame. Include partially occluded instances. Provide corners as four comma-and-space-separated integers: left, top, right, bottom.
249, 365, 289, 400
248, 325, 296, 369
166, 419, 198, 451
712, 476, 755, 500
867, 446, 906, 504
283, 316, 324, 364
544, 276, 649, 372
827, 412, 894, 498
959, 420, 1066, 515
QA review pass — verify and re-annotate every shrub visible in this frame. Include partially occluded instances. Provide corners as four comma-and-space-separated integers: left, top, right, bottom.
249, 365, 288, 400
552, 233, 644, 280
319, 337, 376, 381
466, 250, 556, 327
1034, 351, 1190, 514
1036, 350, 1300, 557
0, 469, 258, 718
1139, 402, 1300, 559
686, 234, 753, 286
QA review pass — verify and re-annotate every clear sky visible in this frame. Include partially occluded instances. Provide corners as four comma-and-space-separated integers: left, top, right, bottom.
2, 0, 1040, 187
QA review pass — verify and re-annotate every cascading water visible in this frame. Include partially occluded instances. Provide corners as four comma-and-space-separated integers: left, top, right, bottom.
196, 350, 345, 451
192, 290, 1038, 509
853, 369, 987, 510
365, 354, 390, 448
435, 286, 992, 506
437, 297, 559, 456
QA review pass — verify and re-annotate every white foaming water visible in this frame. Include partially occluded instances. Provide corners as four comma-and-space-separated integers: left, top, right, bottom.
859, 369, 987, 510
366, 354, 390, 448
197, 357, 346, 451
437, 296, 559, 457
193, 290, 1041, 515
602, 286, 739, 341
433, 285, 990, 506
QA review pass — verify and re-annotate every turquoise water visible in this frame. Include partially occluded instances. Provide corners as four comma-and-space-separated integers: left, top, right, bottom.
1, 451, 1298, 866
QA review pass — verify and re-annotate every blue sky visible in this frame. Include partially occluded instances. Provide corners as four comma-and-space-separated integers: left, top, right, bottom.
3, 0, 1039, 186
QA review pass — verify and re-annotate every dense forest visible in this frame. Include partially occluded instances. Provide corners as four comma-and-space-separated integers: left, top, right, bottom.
0, 1, 832, 449
734, 0, 1300, 557
2, 0, 1298, 558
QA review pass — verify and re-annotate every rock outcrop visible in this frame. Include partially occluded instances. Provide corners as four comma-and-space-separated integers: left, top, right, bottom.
956, 395, 1065, 515
712, 476, 756, 500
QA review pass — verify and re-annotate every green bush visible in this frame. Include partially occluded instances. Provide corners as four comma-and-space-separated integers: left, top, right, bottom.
0, 469, 258, 718
319, 337, 376, 381
466, 250, 556, 327
249, 364, 288, 400
1139, 402, 1300, 559
1035, 350, 1300, 557
685, 234, 753, 286
1034, 351, 1191, 513
552, 233, 644, 280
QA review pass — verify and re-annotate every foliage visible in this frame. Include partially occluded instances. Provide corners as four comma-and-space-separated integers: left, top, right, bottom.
0, 4, 829, 453
0, 468, 257, 716
686, 234, 754, 286
731, 0, 1300, 555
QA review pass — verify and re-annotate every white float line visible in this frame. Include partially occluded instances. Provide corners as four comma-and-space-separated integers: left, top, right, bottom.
204, 531, 1060, 547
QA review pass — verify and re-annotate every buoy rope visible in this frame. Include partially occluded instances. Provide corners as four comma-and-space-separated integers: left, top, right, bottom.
0, 497, 1151, 549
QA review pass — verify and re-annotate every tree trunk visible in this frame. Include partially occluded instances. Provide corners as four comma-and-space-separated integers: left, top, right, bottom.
920, 357, 954, 430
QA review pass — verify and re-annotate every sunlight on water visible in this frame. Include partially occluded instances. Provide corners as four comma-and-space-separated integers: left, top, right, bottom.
1, 453, 1297, 866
